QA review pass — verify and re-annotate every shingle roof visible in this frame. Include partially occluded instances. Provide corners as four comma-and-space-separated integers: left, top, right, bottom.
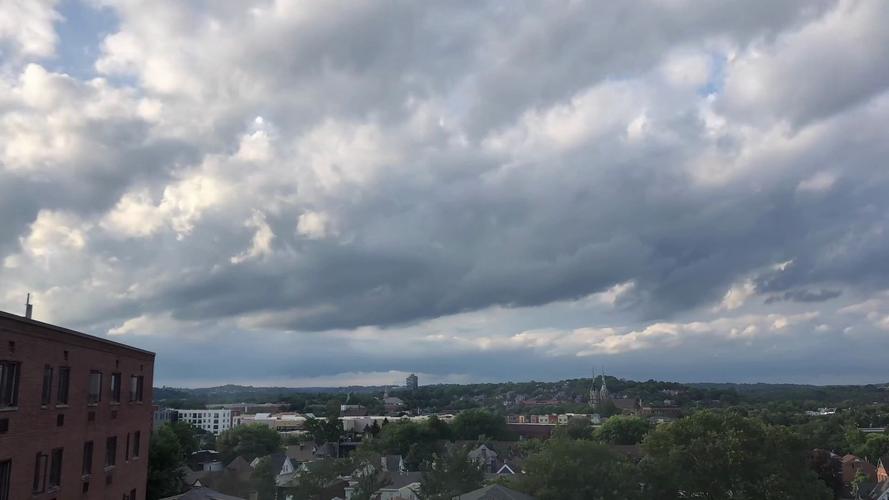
457, 484, 536, 500
160, 486, 247, 500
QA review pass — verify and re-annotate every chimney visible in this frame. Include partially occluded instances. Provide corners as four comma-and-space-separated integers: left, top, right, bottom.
25, 293, 33, 319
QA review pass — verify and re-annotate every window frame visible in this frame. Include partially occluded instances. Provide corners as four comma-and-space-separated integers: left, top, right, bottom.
110, 373, 122, 404
87, 371, 102, 405
105, 436, 117, 468
48, 448, 63, 489
56, 366, 70, 405
82, 441, 93, 475
0, 361, 20, 409
41, 365, 53, 406
0, 459, 10, 500
132, 431, 141, 458
33, 452, 48, 494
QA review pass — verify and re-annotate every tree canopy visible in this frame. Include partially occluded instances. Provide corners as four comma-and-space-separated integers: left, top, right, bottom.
519, 438, 642, 500
594, 415, 651, 445
217, 423, 283, 462
641, 411, 833, 500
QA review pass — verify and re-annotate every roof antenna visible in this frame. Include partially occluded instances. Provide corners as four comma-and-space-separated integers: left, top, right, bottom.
25, 293, 33, 319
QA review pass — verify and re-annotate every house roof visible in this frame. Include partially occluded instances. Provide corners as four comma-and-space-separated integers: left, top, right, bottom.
456, 484, 536, 500
286, 444, 316, 462
611, 399, 639, 410
383, 454, 403, 472
870, 479, 889, 499
383, 472, 423, 490
160, 486, 247, 500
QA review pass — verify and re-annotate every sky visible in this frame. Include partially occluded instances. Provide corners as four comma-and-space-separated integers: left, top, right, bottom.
1, 0, 889, 388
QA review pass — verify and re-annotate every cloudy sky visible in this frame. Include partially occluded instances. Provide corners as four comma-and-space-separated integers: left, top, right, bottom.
1, 0, 889, 387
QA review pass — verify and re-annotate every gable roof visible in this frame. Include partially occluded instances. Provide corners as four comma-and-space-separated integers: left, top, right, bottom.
286, 443, 316, 462
225, 456, 251, 473
457, 484, 536, 500
383, 471, 423, 490
160, 486, 247, 500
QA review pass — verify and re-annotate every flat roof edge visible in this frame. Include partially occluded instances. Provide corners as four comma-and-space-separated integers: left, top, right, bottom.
0, 310, 156, 357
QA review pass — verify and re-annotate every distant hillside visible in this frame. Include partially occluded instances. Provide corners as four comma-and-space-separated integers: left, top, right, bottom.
688, 382, 889, 404
155, 378, 889, 410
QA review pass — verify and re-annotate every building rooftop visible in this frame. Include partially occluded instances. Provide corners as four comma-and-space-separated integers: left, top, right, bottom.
0, 309, 155, 357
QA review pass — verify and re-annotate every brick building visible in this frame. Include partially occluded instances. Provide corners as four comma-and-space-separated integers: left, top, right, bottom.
0, 310, 155, 500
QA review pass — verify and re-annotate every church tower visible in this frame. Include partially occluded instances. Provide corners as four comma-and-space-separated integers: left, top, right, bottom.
589, 368, 600, 407
598, 369, 610, 403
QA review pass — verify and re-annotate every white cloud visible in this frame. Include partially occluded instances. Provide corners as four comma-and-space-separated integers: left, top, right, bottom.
717, 279, 757, 311
797, 171, 836, 192
297, 211, 333, 240
0, 0, 60, 59
231, 210, 275, 264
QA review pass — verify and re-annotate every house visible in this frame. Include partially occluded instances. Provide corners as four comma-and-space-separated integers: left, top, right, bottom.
160, 486, 247, 500
842, 454, 878, 484
468, 444, 499, 473
456, 484, 536, 500
871, 480, 889, 500
286, 443, 317, 463
382, 454, 406, 473
878, 456, 889, 482
344, 472, 423, 500
190, 450, 225, 472
251, 452, 295, 477
496, 461, 522, 475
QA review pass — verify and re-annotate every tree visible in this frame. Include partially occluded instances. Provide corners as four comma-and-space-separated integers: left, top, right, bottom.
564, 417, 593, 440
251, 456, 278, 500
642, 411, 833, 500
594, 416, 650, 445
519, 438, 641, 500
418, 446, 484, 500
217, 424, 283, 462
147, 425, 186, 500
168, 421, 200, 456
854, 433, 889, 463
451, 410, 514, 441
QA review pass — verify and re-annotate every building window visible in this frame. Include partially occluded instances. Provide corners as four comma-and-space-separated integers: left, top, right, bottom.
0, 361, 19, 408
130, 489, 136, 500
111, 373, 121, 403
125, 433, 130, 461
133, 431, 141, 458
129, 375, 143, 402
57, 367, 70, 405
0, 460, 10, 500
82, 441, 93, 475
33, 452, 48, 493
105, 437, 117, 467
41, 365, 53, 406
88, 371, 102, 404
48, 448, 63, 488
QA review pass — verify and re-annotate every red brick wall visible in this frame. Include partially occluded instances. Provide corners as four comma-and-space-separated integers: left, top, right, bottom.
0, 312, 155, 500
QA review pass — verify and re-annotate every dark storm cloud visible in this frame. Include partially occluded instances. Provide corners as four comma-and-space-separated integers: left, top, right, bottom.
765, 289, 842, 304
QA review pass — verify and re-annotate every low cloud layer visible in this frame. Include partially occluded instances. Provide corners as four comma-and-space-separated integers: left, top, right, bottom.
2, 0, 889, 386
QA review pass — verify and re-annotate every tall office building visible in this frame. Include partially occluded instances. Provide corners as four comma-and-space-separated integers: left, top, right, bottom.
405, 373, 419, 390
0, 310, 155, 500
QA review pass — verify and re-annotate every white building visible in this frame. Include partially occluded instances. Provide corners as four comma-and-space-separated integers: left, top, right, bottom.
174, 409, 233, 435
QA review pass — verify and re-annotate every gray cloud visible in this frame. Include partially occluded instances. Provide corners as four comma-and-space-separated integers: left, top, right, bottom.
2, 0, 889, 384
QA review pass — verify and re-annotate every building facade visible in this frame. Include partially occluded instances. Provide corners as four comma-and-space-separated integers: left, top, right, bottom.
0, 310, 155, 500
173, 409, 232, 435
405, 373, 418, 390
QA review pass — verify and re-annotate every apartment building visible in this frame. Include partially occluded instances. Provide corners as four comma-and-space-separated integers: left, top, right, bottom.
173, 408, 232, 435
0, 310, 155, 500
